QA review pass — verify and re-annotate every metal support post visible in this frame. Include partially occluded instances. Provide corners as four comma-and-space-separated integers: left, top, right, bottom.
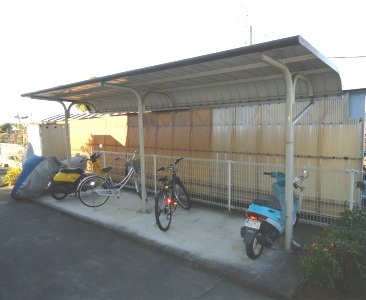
349, 170, 355, 210
153, 155, 157, 194
102, 83, 147, 212
227, 160, 232, 211
262, 54, 294, 252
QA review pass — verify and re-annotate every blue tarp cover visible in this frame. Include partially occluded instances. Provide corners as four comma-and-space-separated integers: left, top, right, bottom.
11, 155, 63, 200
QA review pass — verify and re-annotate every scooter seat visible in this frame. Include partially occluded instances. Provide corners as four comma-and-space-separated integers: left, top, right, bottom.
253, 195, 282, 211
59, 168, 84, 175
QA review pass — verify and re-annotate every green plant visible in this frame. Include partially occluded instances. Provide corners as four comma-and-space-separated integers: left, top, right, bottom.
3, 167, 22, 186
300, 209, 366, 297
356, 180, 365, 191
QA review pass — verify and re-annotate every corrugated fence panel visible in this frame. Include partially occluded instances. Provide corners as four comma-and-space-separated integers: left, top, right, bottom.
68, 95, 363, 222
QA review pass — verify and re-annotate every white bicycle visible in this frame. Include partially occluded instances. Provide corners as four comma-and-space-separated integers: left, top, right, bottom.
77, 151, 142, 207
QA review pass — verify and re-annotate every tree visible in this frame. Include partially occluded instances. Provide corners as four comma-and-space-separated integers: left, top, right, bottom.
0, 123, 28, 146
0, 123, 13, 134
0, 123, 13, 143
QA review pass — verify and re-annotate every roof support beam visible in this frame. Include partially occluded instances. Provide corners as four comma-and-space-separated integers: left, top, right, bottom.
292, 73, 314, 125
54, 100, 72, 168
103, 83, 147, 212
262, 55, 315, 252
29, 97, 72, 167
262, 53, 295, 252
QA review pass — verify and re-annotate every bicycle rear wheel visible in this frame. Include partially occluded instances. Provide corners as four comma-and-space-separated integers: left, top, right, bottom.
78, 175, 111, 207
155, 191, 172, 231
174, 179, 191, 210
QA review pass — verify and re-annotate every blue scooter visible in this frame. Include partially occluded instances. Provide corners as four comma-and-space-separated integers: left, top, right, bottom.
240, 170, 308, 259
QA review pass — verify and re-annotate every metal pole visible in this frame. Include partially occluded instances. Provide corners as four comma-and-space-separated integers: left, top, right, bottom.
262, 54, 294, 252
55, 101, 72, 167
102, 83, 147, 212
102, 152, 106, 167
137, 96, 147, 212
349, 170, 355, 210
227, 160, 232, 211
153, 155, 157, 195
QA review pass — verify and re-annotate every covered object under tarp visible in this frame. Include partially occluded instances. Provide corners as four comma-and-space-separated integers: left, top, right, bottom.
11, 156, 62, 200
11, 155, 87, 200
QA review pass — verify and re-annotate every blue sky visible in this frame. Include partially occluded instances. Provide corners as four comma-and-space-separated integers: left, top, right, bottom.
1, 0, 365, 124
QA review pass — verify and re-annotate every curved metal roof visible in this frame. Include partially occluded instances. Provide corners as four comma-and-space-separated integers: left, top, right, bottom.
22, 35, 342, 113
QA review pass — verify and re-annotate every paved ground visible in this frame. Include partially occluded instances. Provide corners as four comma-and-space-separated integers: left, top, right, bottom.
0, 186, 323, 299
0, 187, 273, 299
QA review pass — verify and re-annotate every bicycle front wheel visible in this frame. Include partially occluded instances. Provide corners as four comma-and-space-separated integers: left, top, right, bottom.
78, 175, 111, 207
174, 179, 191, 210
133, 172, 142, 199
155, 191, 172, 231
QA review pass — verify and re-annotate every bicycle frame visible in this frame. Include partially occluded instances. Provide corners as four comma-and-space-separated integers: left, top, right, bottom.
78, 150, 141, 200
92, 166, 138, 198
154, 157, 191, 231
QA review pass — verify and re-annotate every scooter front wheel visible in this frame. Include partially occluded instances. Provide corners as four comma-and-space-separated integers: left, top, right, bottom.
246, 232, 264, 260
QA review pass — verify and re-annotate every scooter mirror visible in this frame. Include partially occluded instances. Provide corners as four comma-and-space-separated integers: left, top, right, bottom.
302, 169, 309, 179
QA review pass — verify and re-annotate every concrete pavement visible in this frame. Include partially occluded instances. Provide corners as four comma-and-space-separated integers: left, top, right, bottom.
2, 186, 323, 299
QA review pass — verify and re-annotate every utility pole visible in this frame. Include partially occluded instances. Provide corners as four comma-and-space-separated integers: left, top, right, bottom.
14, 112, 29, 146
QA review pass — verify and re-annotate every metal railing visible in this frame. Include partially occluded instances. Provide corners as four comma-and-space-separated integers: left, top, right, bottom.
77, 149, 363, 225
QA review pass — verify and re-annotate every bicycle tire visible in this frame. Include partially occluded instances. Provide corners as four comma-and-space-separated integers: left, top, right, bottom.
174, 178, 191, 210
155, 191, 172, 231
133, 172, 142, 199
78, 175, 111, 207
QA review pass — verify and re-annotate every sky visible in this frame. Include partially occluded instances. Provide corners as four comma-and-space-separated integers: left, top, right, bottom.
1, 0, 365, 124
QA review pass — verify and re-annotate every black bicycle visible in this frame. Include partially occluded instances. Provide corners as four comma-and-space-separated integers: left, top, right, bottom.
155, 157, 191, 231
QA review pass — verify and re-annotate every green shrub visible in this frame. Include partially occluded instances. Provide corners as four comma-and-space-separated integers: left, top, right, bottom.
300, 209, 366, 296
3, 167, 22, 186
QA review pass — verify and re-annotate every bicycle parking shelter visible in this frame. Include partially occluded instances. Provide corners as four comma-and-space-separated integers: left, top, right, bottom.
22, 35, 343, 251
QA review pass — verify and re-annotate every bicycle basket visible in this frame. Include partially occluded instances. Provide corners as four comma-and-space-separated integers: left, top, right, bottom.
125, 160, 141, 176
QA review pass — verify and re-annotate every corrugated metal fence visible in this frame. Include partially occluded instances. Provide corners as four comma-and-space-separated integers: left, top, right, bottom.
79, 150, 362, 226
68, 95, 364, 225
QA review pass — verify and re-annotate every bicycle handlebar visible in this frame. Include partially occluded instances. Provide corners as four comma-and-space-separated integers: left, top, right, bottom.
174, 157, 183, 164
114, 150, 139, 161
156, 157, 184, 173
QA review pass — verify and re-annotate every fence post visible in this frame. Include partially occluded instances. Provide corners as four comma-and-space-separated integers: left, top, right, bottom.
349, 169, 355, 210
227, 161, 232, 211
102, 152, 106, 167
153, 155, 157, 195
